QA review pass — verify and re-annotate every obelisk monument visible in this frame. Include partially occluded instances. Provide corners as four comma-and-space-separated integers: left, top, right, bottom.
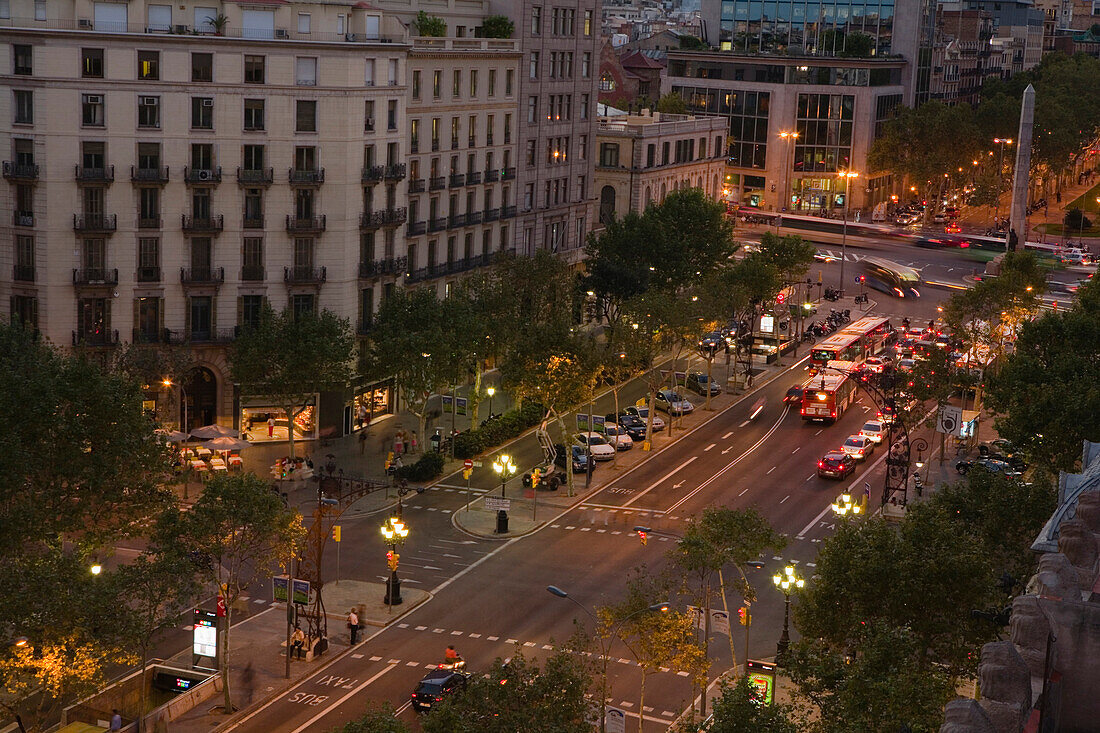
1008, 84, 1035, 250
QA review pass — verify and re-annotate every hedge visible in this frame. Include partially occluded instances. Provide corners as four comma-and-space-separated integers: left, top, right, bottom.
452, 402, 545, 459
395, 451, 445, 482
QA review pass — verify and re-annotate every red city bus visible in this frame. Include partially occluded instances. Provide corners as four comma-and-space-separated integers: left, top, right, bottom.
800, 370, 857, 422
810, 316, 894, 369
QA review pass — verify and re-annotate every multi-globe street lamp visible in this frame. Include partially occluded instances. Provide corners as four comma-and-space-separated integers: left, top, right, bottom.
546, 585, 668, 733
380, 515, 408, 610
772, 565, 804, 664
492, 453, 516, 534
830, 492, 863, 519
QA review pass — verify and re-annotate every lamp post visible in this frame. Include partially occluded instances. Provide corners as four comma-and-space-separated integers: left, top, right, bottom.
163, 378, 188, 433
380, 515, 408, 610
830, 492, 863, 519
993, 138, 1013, 225
777, 130, 799, 229
772, 565, 804, 664
546, 585, 668, 733
838, 170, 859, 294
486, 385, 495, 418
492, 453, 516, 534
911, 437, 929, 496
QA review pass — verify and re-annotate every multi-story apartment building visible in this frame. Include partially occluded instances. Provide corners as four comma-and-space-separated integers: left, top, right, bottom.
1, 1, 411, 436
594, 110, 727, 221
402, 37, 520, 291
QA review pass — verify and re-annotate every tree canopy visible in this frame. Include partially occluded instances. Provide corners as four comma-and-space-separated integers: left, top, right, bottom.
480, 14, 514, 38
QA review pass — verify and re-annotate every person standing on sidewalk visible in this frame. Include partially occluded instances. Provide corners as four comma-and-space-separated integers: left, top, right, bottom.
267, 416, 275, 438
109, 710, 122, 731
402, 431, 411, 455
411, 431, 418, 454
393, 432, 403, 458
241, 660, 255, 704
347, 609, 359, 644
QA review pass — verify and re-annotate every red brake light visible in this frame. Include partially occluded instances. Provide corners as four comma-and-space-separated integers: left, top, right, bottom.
818, 461, 825, 468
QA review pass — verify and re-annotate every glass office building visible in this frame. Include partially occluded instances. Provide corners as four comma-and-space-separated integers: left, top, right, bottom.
717, 0, 898, 56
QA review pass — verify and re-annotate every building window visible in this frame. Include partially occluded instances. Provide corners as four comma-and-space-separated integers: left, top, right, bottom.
433, 70, 442, 99
13, 44, 31, 75
365, 58, 375, 87
139, 187, 160, 226
470, 70, 478, 97
531, 6, 541, 35
242, 237, 264, 279
584, 10, 593, 36
387, 100, 397, 131
453, 69, 461, 98
388, 59, 398, 86
412, 70, 421, 99
243, 188, 263, 227
599, 74, 615, 92
364, 100, 375, 132
582, 52, 591, 78
137, 95, 160, 128
506, 69, 514, 96
297, 100, 319, 131
241, 294, 264, 330
244, 55, 265, 84
647, 144, 656, 167
192, 52, 213, 82
138, 51, 159, 80
530, 52, 539, 80
11, 296, 38, 330
76, 93, 103, 127
244, 99, 264, 131
14, 235, 34, 281
242, 145, 265, 171
297, 13, 311, 34
82, 48, 104, 78
794, 93, 855, 175
580, 94, 589, 120
295, 57, 318, 86
137, 238, 159, 281
191, 143, 213, 170
13, 90, 32, 124
33, 0, 44, 20
488, 69, 496, 96
410, 119, 420, 153
191, 97, 214, 129
527, 96, 537, 124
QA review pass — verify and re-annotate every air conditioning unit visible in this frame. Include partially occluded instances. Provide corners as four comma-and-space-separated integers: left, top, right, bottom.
275, 29, 289, 39
141, 96, 158, 106
201, 98, 214, 107
78, 18, 93, 28
174, 24, 189, 34
197, 169, 211, 181
86, 95, 103, 105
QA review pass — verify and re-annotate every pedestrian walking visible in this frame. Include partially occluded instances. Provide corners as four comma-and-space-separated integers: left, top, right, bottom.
359, 430, 367, 455
109, 710, 122, 731
393, 432, 403, 457
267, 416, 275, 438
411, 431, 418, 454
402, 431, 410, 455
347, 609, 360, 644
241, 660, 255, 704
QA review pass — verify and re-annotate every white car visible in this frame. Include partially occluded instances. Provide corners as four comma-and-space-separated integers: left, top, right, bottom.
624, 405, 666, 432
573, 432, 616, 461
842, 434, 876, 461
859, 420, 886, 444
655, 389, 695, 416
862, 356, 892, 374
897, 358, 916, 373
602, 424, 634, 451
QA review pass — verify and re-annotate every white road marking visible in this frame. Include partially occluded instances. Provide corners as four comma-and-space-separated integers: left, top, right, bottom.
722, 431, 734, 439
287, 664, 397, 733
738, 488, 748, 496
704, 443, 715, 451
780, 495, 789, 504
798, 504, 835, 538
738, 420, 750, 427
815, 429, 823, 436
791, 446, 799, 454
621, 456, 698, 507
806, 474, 815, 481
766, 466, 776, 474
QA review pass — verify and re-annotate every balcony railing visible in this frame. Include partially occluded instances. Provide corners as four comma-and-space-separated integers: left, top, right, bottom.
467, 171, 482, 185
484, 169, 500, 182
13, 264, 35, 282
483, 207, 500, 222
3, 161, 39, 181
405, 253, 493, 283
467, 211, 483, 225
429, 176, 446, 191
137, 216, 162, 229
72, 329, 119, 347
449, 173, 466, 188
73, 213, 117, 233
407, 221, 427, 236
362, 165, 386, 183
243, 216, 265, 229
168, 328, 237, 345
236, 167, 274, 185
180, 266, 225, 285
381, 207, 408, 226
409, 178, 426, 193
501, 205, 516, 219
181, 214, 225, 233
183, 166, 223, 184
358, 256, 408, 278
131, 165, 169, 183
75, 165, 114, 183
13, 212, 34, 227
449, 213, 467, 228
288, 167, 325, 185
136, 266, 161, 282
503, 167, 517, 180
429, 217, 447, 232
384, 163, 407, 180
286, 215, 327, 233
72, 267, 119, 285
132, 328, 170, 344
284, 266, 327, 284
241, 265, 265, 281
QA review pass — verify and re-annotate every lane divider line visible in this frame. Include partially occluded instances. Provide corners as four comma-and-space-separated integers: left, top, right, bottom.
620, 457, 698, 508
287, 663, 398, 733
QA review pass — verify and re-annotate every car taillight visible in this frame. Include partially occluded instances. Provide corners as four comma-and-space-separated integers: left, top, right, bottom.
831, 410, 836, 417
818, 461, 825, 469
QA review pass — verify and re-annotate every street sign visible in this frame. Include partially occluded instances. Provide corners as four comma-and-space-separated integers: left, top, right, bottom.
937, 405, 962, 435
463, 459, 473, 469
273, 576, 311, 605
605, 708, 626, 733
484, 497, 511, 511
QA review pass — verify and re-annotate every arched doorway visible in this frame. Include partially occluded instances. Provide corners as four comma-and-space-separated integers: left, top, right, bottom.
599, 185, 616, 226
184, 366, 218, 431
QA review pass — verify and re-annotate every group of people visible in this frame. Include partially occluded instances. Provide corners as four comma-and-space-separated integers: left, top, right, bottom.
392, 429, 418, 457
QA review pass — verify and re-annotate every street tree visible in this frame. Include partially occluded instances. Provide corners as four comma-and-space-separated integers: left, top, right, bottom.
229, 305, 355, 459
656, 92, 688, 114
112, 342, 195, 426
757, 232, 816, 285
157, 473, 304, 713
704, 254, 783, 388
479, 14, 514, 38
785, 620, 956, 733
412, 11, 446, 36
643, 188, 737, 287
421, 652, 594, 733
676, 676, 800, 733
448, 273, 508, 423
583, 211, 654, 335
986, 277, 1100, 470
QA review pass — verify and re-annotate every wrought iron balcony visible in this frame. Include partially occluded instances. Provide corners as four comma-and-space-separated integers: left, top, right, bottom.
358, 256, 407, 278
501, 205, 516, 219
72, 329, 119, 347
467, 211, 482, 225
172, 328, 237, 345
407, 221, 427, 236
429, 217, 447, 232
132, 328, 170, 344
137, 217, 162, 229
405, 253, 492, 283
288, 167, 325, 185
180, 266, 225, 285
503, 167, 517, 180
241, 265, 265, 281
73, 213, 117, 233
3, 161, 39, 182
13, 211, 34, 227
181, 214, 225, 233
429, 176, 446, 191
484, 169, 500, 182
483, 207, 500, 222
75, 165, 114, 183
183, 166, 223, 184
285, 214, 327, 233
13, 265, 35, 282
243, 216, 265, 229
449, 173, 465, 188
384, 163, 407, 180
284, 266, 327, 284
362, 165, 386, 183
136, 266, 161, 282
131, 165, 169, 183
236, 167, 274, 185
72, 268, 119, 286
381, 207, 408, 226
466, 171, 482, 185
448, 213, 467, 228
409, 178, 426, 193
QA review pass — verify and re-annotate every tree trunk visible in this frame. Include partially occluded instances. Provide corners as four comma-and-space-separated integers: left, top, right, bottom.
221, 602, 234, 713
283, 403, 303, 460
470, 366, 483, 424
555, 410, 574, 496
138, 646, 149, 733
638, 672, 646, 733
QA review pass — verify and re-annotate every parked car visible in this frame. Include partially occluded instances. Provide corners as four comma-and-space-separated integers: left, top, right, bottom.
602, 424, 634, 451
607, 413, 648, 440
624, 404, 666, 431
818, 451, 857, 479
683, 370, 721, 397
698, 331, 726, 353
842, 434, 876, 461
655, 389, 695, 416
573, 432, 616, 461
554, 443, 590, 474
956, 457, 1020, 477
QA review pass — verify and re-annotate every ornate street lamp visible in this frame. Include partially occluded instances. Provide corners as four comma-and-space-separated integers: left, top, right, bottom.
772, 565, 804, 664
492, 453, 516, 534
380, 515, 409, 609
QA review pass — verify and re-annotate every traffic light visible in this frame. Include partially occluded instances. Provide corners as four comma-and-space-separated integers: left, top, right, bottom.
858, 275, 866, 283
332, 525, 341, 543
638, 530, 648, 546
531, 468, 540, 488
738, 607, 750, 626
462, 468, 472, 480
386, 551, 399, 572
